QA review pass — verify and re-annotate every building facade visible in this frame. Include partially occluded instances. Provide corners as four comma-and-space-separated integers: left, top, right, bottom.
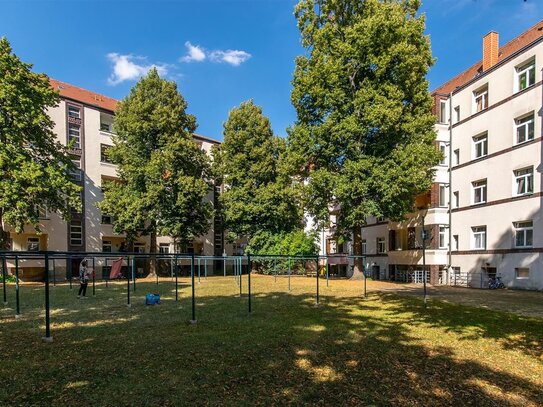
360, 21, 543, 290
3, 80, 231, 279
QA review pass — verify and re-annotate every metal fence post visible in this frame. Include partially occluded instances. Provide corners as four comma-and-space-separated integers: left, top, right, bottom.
174, 255, 178, 302
43, 253, 53, 342
248, 254, 252, 313
2, 255, 7, 305
15, 255, 20, 318
132, 256, 136, 292
68, 255, 72, 289
52, 258, 56, 287
239, 258, 242, 298
288, 256, 291, 291
316, 256, 320, 305
126, 256, 131, 307
92, 257, 96, 296
190, 253, 196, 323
364, 264, 367, 298
326, 259, 329, 287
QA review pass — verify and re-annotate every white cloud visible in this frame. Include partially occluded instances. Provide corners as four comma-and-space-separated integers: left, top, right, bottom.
107, 53, 168, 85
209, 49, 252, 66
180, 41, 206, 62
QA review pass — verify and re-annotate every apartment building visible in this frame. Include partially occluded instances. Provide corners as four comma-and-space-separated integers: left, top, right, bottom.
3, 80, 229, 279
360, 20, 543, 290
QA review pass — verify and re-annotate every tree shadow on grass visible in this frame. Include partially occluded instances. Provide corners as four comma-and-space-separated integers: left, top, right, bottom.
1, 284, 542, 406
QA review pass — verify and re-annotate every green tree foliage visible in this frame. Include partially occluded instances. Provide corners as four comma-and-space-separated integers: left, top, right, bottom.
0, 37, 80, 249
288, 0, 440, 258
99, 69, 213, 252
213, 100, 301, 243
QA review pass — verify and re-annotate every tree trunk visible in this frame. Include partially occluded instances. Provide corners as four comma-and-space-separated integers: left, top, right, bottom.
149, 223, 157, 276
350, 225, 364, 280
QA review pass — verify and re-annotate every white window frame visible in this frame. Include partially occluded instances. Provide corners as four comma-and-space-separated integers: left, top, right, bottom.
439, 100, 447, 124
472, 179, 487, 204
514, 113, 535, 145
68, 105, 80, 119
27, 237, 40, 252
377, 237, 386, 254
133, 243, 145, 253
472, 226, 486, 250
454, 106, 460, 123
515, 267, 530, 279
453, 149, 460, 166
361, 239, 367, 254
453, 235, 459, 251
438, 226, 448, 249
453, 191, 459, 208
70, 221, 83, 246
473, 85, 488, 113
515, 58, 535, 92
69, 159, 82, 182
513, 167, 533, 196
438, 142, 447, 165
438, 184, 448, 207
514, 221, 533, 248
159, 243, 170, 254
68, 124, 81, 149
472, 133, 488, 159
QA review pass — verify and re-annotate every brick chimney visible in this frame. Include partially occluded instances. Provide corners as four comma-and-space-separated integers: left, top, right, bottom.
483, 31, 499, 71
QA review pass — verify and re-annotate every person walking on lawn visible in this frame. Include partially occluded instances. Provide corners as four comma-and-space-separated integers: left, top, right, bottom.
78, 259, 90, 299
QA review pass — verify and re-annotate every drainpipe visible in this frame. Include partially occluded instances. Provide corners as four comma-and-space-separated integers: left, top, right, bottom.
448, 91, 453, 281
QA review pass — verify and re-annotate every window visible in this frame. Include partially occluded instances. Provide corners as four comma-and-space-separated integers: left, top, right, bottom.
376, 216, 386, 223
159, 243, 170, 254
514, 167, 533, 196
102, 240, 112, 253
361, 239, 367, 254
454, 106, 460, 123
100, 122, 111, 132
473, 85, 488, 113
453, 191, 459, 208
101, 215, 113, 224
453, 235, 459, 251
515, 267, 530, 279
453, 149, 460, 166
134, 243, 145, 253
515, 113, 535, 144
438, 142, 447, 165
68, 105, 80, 119
100, 112, 114, 133
516, 59, 535, 91
69, 159, 82, 182
214, 232, 222, 250
68, 124, 81, 149
27, 237, 40, 252
100, 144, 113, 163
36, 206, 48, 219
439, 100, 447, 123
438, 184, 448, 207
514, 221, 533, 247
472, 180, 487, 204
439, 226, 448, 249
472, 226, 486, 249
70, 220, 83, 246
377, 237, 386, 254
473, 133, 488, 158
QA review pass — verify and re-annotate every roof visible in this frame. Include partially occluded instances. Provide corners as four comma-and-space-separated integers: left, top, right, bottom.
432, 19, 543, 96
49, 78, 221, 144
50, 79, 118, 112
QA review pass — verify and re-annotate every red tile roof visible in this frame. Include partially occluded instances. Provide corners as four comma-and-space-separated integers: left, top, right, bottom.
49, 79, 118, 112
432, 19, 543, 95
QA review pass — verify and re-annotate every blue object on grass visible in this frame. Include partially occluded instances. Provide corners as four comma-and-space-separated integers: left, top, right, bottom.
145, 293, 161, 305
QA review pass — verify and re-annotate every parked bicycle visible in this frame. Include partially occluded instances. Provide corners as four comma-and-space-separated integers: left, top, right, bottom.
488, 276, 505, 289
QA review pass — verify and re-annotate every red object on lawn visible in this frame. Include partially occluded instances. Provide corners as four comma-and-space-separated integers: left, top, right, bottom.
109, 258, 124, 279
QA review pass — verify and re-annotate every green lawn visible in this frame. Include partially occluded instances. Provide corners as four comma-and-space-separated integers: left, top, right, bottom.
1, 275, 542, 406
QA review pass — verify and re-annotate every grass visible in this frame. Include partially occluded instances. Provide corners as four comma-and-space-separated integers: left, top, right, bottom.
1, 275, 542, 406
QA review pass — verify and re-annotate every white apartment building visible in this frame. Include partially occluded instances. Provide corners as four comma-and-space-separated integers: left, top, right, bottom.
359, 21, 543, 290
3, 80, 230, 280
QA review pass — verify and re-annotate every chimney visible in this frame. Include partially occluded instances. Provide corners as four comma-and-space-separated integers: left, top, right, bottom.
483, 31, 499, 71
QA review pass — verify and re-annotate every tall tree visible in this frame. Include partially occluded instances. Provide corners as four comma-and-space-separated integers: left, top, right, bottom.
213, 100, 301, 246
288, 0, 440, 275
0, 37, 80, 250
99, 69, 213, 262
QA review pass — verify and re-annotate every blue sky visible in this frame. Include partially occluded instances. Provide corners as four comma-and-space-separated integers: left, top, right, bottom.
1, 0, 541, 140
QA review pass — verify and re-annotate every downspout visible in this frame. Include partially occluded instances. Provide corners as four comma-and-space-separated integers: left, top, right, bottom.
448, 91, 453, 280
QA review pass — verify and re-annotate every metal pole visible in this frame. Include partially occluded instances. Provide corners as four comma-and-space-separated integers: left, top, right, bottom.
204, 258, 207, 278
105, 258, 108, 288
364, 262, 367, 298
2, 255, 7, 305
191, 253, 196, 323
92, 257, 95, 296
132, 256, 136, 292
127, 256, 131, 307
15, 255, 20, 317
248, 254, 252, 313
52, 258, 56, 287
198, 258, 201, 283
68, 255, 72, 289
316, 256, 319, 305
156, 256, 159, 286
174, 255, 178, 302
43, 253, 52, 342
274, 258, 277, 283
326, 259, 329, 287
239, 258, 242, 298
223, 256, 226, 277
422, 214, 427, 308
288, 257, 291, 291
